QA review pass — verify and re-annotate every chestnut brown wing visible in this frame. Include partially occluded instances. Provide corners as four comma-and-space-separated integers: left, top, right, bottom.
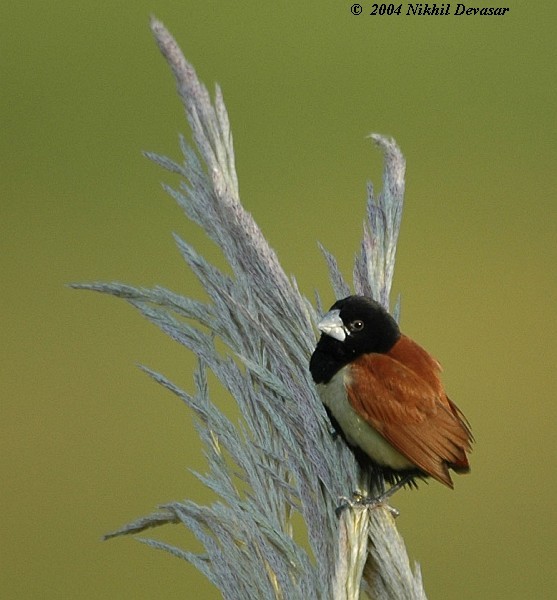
346, 352, 472, 487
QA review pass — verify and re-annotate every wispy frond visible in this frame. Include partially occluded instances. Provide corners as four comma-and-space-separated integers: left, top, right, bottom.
72, 17, 425, 599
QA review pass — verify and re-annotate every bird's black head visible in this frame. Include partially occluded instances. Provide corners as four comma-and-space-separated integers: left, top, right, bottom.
309, 295, 400, 383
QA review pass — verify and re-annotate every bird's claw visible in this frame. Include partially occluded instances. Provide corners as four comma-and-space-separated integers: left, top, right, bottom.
335, 491, 400, 518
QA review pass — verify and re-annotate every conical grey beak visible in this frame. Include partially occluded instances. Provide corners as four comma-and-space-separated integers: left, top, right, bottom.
317, 309, 347, 342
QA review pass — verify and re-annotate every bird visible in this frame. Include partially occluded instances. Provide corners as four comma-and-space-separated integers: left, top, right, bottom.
309, 295, 472, 504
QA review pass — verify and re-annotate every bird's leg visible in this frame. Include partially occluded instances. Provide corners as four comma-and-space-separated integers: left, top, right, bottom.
325, 407, 342, 441
363, 473, 415, 507
335, 474, 415, 517
370, 468, 386, 496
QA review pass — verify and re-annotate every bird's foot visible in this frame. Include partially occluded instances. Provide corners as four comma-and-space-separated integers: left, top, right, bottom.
335, 491, 400, 518
329, 427, 339, 440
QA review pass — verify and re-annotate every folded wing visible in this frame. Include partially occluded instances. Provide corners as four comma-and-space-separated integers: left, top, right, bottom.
346, 339, 472, 487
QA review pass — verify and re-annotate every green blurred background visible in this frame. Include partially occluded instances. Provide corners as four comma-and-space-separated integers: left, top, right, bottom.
2, 1, 556, 598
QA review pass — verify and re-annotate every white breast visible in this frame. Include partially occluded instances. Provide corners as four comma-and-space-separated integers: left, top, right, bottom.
317, 366, 414, 470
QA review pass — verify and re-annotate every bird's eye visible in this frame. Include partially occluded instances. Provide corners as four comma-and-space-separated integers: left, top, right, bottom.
350, 320, 364, 332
